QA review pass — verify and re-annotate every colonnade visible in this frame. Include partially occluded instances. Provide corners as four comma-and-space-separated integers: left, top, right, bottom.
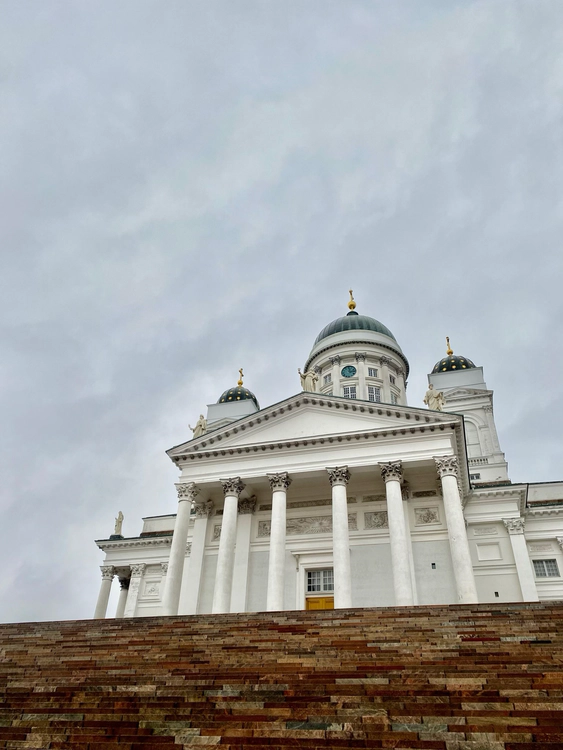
95, 455, 481, 618
93, 562, 169, 619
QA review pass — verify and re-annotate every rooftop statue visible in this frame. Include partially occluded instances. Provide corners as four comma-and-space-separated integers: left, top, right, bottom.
189, 414, 207, 438
298, 368, 318, 393
114, 511, 124, 536
423, 383, 445, 411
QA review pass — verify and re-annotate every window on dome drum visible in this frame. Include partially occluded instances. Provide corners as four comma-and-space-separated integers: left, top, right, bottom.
323, 373, 332, 385
367, 367, 378, 377
368, 386, 381, 402
390, 392, 398, 404
389, 374, 396, 385
533, 559, 560, 578
307, 569, 334, 593
343, 385, 356, 399
469, 473, 481, 480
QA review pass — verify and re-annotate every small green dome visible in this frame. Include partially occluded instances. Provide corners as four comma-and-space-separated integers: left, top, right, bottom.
314, 311, 397, 346
218, 387, 260, 408
432, 354, 476, 373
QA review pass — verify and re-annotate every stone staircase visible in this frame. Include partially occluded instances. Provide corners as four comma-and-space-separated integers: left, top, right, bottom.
1, 602, 562, 748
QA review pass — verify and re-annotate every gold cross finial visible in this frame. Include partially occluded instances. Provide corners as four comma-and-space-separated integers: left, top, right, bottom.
348, 289, 356, 311
237, 368, 244, 387
446, 336, 453, 356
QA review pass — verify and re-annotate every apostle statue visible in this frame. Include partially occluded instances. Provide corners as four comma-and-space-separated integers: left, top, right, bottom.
423, 383, 445, 411
189, 414, 207, 438
298, 368, 319, 393
114, 511, 124, 536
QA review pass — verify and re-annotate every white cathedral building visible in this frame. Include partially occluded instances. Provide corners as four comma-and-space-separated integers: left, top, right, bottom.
94, 294, 563, 619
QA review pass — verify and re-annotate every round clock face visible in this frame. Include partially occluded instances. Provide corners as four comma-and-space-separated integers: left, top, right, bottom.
341, 365, 357, 378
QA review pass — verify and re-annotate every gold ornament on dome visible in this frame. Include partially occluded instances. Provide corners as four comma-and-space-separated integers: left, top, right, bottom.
348, 289, 356, 311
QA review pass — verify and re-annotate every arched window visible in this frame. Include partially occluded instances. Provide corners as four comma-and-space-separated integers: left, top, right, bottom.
465, 421, 481, 457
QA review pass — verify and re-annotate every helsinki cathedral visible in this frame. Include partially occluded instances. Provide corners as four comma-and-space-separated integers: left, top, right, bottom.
94, 293, 563, 619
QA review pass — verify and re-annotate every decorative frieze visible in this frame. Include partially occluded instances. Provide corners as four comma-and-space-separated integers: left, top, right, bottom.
364, 511, 389, 529
238, 496, 257, 515
327, 466, 351, 487
363, 494, 387, 503
257, 514, 358, 538
414, 507, 440, 525
220, 477, 245, 497
259, 498, 331, 512
213, 525, 221, 541
176, 482, 199, 502
434, 456, 459, 479
503, 518, 525, 535
144, 581, 160, 597
474, 526, 498, 536
529, 542, 554, 552
413, 490, 438, 498
267, 472, 292, 491
380, 461, 403, 484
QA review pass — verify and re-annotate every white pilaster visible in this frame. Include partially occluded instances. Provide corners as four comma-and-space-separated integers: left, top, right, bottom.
503, 518, 539, 602
266, 473, 292, 611
123, 563, 146, 617
381, 462, 414, 606
162, 482, 199, 616
327, 466, 352, 609
181, 501, 213, 615
212, 477, 245, 614
379, 356, 392, 403
115, 576, 129, 618
435, 456, 478, 603
94, 566, 114, 619
330, 355, 341, 396
230, 496, 256, 613
355, 353, 367, 401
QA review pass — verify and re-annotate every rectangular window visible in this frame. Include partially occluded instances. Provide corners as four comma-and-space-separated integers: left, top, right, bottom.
367, 386, 381, 402
470, 473, 481, 480
343, 385, 356, 399
390, 392, 398, 404
533, 559, 560, 578
307, 569, 334, 593
323, 373, 332, 384
367, 367, 378, 378
389, 374, 396, 385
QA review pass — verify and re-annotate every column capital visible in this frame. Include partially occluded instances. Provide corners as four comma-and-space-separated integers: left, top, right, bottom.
556, 537, 563, 551
355, 352, 366, 362
176, 482, 200, 502
434, 455, 459, 479
118, 576, 130, 590
313, 365, 322, 374
327, 466, 351, 487
160, 562, 169, 575
100, 565, 114, 580
268, 472, 292, 491
238, 495, 257, 515
380, 461, 403, 484
220, 477, 245, 497
194, 499, 215, 518
379, 356, 391, 366
329, 355, 341, 366
503, 518, 525, 535
130, 563, 146, 578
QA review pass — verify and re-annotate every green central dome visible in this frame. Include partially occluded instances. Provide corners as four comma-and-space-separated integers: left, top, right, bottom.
314, 311, 397, 346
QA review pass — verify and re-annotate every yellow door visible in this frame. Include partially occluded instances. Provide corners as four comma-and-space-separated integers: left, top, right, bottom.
306, 597, 334, 610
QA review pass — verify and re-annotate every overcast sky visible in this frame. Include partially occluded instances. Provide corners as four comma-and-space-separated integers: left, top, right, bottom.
1, 1, 562, 623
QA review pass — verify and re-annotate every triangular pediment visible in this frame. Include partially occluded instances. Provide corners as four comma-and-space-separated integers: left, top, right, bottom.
167, 394, 460, 456
444, 388, 492, 400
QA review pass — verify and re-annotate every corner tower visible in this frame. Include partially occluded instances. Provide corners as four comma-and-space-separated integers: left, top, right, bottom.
428, 338, 509, 485
303, 291, 409, 406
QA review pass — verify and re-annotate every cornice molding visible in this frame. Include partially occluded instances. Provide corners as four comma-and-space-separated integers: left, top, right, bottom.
96, 536, 173, 551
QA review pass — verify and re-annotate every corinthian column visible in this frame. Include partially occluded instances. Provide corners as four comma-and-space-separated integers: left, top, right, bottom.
94, 566, 114, 619
435, 456, 478, 603
327, 466, 352, 609
503, 518, 539, 602
182, 500, 214, 614
266, 473, 292, 611
380, 461, 414, 606
212, 477, 245, 614
162, 482, 199, 616
115, 576, 130, 618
